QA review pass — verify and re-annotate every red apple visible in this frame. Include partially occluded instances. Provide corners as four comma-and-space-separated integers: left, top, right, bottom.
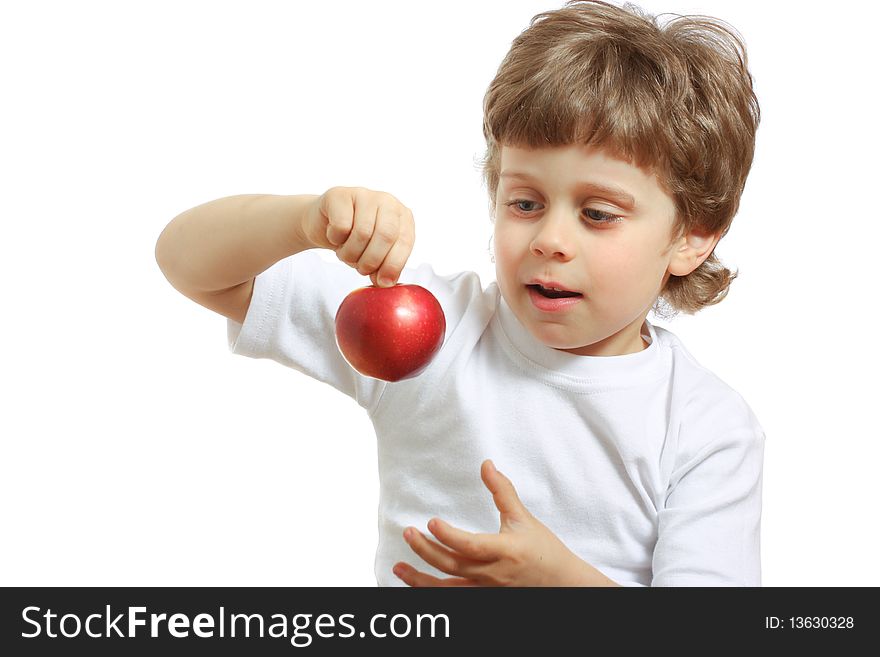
334, 284, 446, 382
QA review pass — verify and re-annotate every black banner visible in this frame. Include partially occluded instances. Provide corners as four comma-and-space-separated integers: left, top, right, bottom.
0, 587, 871, 654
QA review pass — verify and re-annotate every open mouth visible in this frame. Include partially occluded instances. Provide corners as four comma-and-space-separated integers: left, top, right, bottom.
526, 284, 583, 299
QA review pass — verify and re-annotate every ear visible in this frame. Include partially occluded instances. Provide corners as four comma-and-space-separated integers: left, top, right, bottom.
667, 228, 721, 277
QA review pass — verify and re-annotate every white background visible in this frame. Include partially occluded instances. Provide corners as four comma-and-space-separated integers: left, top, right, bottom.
2, 0, 877, 586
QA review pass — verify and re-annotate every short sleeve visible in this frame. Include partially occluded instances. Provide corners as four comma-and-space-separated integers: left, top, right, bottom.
226, 251, 478, 414
652, 394, 765, 586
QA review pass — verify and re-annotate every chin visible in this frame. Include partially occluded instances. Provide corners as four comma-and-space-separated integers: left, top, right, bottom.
529, 324, 588, 351
547, 338, 594, 352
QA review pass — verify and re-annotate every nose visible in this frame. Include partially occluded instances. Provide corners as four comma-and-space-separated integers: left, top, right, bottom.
530, 212, 575, 261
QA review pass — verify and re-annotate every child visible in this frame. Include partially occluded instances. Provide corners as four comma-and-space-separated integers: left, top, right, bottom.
156, 0, 763, 587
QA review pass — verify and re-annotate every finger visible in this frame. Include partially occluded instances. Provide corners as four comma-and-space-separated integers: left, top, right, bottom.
481, 460, 528, 520
426, 518, 504, 562
335, 198, 377, 267
322, 188, 355, 247
372, 211, 415, 286
392, 562, 479, 588
404, 526, 486, 578
356, 209, 400, 279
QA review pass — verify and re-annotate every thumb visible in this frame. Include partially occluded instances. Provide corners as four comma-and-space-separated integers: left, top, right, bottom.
481, 460, 528, 521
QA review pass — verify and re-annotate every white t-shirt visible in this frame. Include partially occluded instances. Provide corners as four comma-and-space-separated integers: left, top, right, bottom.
227, 251, 765, 587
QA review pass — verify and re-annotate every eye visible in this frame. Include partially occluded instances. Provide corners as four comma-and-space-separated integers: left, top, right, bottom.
505, 199, 540, 214
504, 200, 623, 225
583, 208, 623, 225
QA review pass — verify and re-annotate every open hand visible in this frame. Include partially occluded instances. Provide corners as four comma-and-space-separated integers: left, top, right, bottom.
393, 460, 617, 587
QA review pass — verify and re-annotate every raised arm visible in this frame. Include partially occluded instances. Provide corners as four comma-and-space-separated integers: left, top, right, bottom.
154, 194, 320, 323
156, 188, 416, 323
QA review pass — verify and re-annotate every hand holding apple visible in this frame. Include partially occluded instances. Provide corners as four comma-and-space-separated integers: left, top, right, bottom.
335, 284, 446, 382
302, 187, 415, 288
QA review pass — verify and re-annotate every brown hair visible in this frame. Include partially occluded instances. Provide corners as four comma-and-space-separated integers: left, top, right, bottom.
479, 0, 760, 317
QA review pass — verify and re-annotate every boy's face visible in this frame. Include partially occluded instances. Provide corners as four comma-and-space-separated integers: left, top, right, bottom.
493, 143, 681, 356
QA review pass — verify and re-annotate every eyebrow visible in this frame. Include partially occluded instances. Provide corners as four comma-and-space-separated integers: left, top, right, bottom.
500, 171, 637, 209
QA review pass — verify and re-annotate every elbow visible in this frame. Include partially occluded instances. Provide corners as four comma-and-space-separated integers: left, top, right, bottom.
154, 221, 183, 289
154, 226, 172, 279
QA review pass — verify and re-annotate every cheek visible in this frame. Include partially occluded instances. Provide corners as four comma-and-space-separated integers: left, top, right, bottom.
606, 251, 668, 314
590, 242, 655, 294
588, 241, 626, 278
493, 224, 522, 271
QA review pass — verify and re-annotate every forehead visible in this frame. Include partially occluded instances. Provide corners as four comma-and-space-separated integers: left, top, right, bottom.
500, 143, 653, 188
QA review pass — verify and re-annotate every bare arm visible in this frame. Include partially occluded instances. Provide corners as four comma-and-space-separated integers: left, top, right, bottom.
155, 188, 416, 323
154, 194, 319, 323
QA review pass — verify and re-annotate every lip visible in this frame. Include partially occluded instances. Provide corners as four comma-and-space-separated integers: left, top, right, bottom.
526, 285, 583, 313
526, 278, 581, 294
